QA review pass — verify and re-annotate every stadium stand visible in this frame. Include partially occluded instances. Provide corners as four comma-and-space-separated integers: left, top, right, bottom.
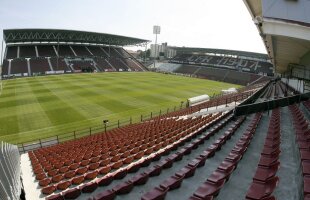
5, 46, 18, 59
10, 59, 28, 75
37, 45, 57, 57
166, 64, 270, 86
19, 45, 37, 58
30, 58, 51, 74
2, 29, 148, 78
71, 46, 92, 57
18, 82, 266, 199
49, 57, 69, 72
170, 53, 273, 76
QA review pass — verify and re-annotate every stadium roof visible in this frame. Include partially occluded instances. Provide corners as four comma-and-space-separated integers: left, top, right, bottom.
170, 46, 269, 60
243, 0, 310, 74
3, 29, 150, 46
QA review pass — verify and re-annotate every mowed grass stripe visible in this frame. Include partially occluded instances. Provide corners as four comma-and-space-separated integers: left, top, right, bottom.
31, 78, 87, 125
0, 72, 240, 143
15, 80, 53, 133
43, 76, 114, 118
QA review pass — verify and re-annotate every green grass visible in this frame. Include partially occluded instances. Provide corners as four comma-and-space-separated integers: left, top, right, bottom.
0, 72, 240, 144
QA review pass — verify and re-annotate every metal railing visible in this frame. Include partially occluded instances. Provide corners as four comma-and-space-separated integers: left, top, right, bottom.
15, 84, 258, 154
0, 142, 21, 200
16, 104, 187, 153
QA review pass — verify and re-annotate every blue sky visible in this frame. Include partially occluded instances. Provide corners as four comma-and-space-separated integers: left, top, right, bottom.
0, 0, 266, 53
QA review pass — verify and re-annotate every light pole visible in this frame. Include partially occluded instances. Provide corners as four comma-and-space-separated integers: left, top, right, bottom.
153, 25, 160, 68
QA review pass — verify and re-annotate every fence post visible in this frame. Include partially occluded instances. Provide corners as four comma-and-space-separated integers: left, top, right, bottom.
104, 123, 107, 133
174, 106, 176, 111
141, 114, 143, 122
89, 127, 92, 135
39, 139, 42, 148
118, 120, 120, 128
151, 112, 153, 118
56, 135, 59, 144
22, 143, 25, 153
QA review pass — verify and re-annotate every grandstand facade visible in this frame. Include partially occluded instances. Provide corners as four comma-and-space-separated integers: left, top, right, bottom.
1, 29, 150, 78
169, 47, 274, 76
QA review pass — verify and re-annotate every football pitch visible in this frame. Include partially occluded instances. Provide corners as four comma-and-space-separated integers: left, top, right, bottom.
0, 72, 240, 144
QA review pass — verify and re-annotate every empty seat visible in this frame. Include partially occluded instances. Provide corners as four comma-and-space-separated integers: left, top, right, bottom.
175, 165, 196, 178
193, 179, 225, 198
112, 181, 134, 194
141, 186, 169, 200
80, 181, 98, 193
253, 162, 279, 182
130, 172, 149, 185
63, 187, 81, 199
57, 180, 71, 190
96, 175, 113, 186
246, 176, 279, 200
93, 189, 116, 200
160, 174, 185, 190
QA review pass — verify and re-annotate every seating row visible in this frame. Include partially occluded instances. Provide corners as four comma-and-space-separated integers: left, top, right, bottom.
31, 115, 220, 191
45, 112, 233, 199
289, 104, 310, 198
246, 108, 281, 200
141, 116, 246, 200
190, 112, 262, 199
40, 117, 220, 193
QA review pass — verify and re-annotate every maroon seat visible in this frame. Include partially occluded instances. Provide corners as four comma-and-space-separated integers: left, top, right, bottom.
253, 162, 279, 182
188, 196, 213, 200
114, 169, 127, 179
145, 165, 162, 177
63, 187, 81, 199
208, 166, 235, 183
245, 176, 279, 200
304, 176, 310, 195
302, 161, 310, 175
141, 157, 152, 167
305, 194, 310, 200
189, 157, 206, 168
130, 172, 149, 185
94, 189, 116, 200
158, 158, 173, 169
193, 179, 225, 198
258, 156, 278, 167
199, 149, 215, 159
46, 193, 63, 200
160, 174, 185, 190
96, 175, 113, 186
218, 160, 236, 171
112, 180, 134, 194
127, 162, 141, 173
176, 165, 196, 178
208, 144, 221, 152
80, 181, 98, 193
168, 153, 183, 162
231, 145, 247, 155
152, 153, 162, 161
300, 150, 310, 161
225, 152, 242, 163
141, 186, 169, 200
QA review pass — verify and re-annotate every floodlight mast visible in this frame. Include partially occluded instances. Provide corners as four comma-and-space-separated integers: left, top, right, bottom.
153, 25, 160, 68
